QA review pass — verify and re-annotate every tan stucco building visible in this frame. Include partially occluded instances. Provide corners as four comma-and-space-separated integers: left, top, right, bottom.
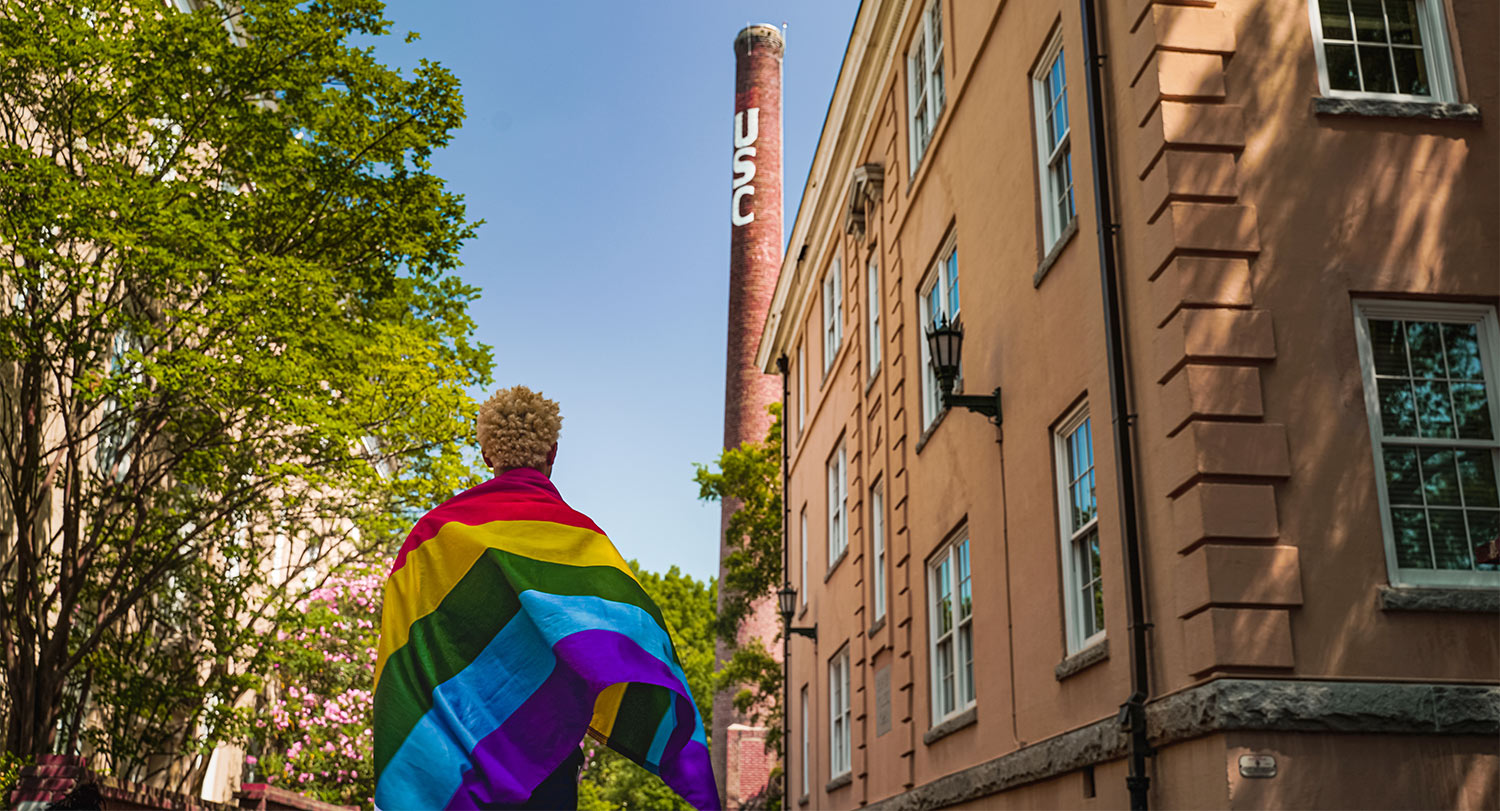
757, 0, 1499, 807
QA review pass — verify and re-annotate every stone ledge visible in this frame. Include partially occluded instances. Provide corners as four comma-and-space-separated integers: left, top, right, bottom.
1032, 217, 1079, 288
868, 615, 888, 637
1056, 639, 1109, 680
922, 705, 977, 746
1312, 97, 1480, 121
1378, 585, 1500, 613
826, 772, 853, 793
862, 678, 1500, 811
824, 547, 848, 582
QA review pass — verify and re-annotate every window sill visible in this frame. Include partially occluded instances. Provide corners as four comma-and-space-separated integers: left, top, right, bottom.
825, 772, 852, 793
1311, 97, 1480, 121
1378, 585, 1499, 613
865, 367, 881, 396
798, 794, 810, 807
1032, 217, 1079, 288
1055, 638, 1109, 681
922, 705, 977, 745
825, 547, 848, 583
867, 615, 887, 638
913, 406, 950, 455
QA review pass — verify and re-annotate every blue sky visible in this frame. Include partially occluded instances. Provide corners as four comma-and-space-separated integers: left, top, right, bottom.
363, 2, 860, 582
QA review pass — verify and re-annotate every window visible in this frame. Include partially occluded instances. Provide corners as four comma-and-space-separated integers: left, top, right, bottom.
798, 342, 807, 435
1308, 0, 1458, 101
872, 482, 887, 622
98, 328, 144, 480
1354, 302, 1500, 587
907, 0, 947, 169
800, 685, 810, 796
823, 258, 843, 374
928, 535, 973, 723
868, 254, 883, 377
828, 648, 851, 779
919, 237, 960, 429
1032, 33, 1075, 251
827, 442, 848, 565
800, 506, 809, 604
1055, 405, 1104, 652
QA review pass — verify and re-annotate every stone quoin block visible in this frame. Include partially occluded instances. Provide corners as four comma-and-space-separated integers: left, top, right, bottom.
1182, 607, 1296, 674
1142, 201, 1261, 277
1160, 364, 1264, 436
1132, 50, 1229, 126
1176, 544, 1306, 618
1160, 421, 1292, 496
1141, 150, 1241, 223
1154, 307, 1276, 383
1128, 4, 1237, 86
1151, 256, 1253, 322
1172, 482, 1281, 552
1137, 102, 1247, 179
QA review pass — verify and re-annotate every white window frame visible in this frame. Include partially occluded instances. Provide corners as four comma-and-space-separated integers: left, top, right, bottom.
1306, 0, 1459, 102
906, 0, 947, 171
1032, 32, 1075, 252
800, 684, 811, 797
800, 506, 809, 605
928, 533, 974, 725
828, 647, 851, 779
868, 253, 883, 379
1055, 404, 1105, 653
872, 481, 887, 622
827, 441, 848, 565
797, 341, 808, 435
919, 234, 960, 429
1353, 300, 1500, 588
823, 257, 843, 375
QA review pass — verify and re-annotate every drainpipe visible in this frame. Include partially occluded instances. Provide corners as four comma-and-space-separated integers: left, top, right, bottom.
776, 353, 791, 806
1078, 0, 1153, 808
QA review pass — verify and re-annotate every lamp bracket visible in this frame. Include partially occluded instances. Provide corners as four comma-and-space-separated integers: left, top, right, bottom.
788, 625, 818, 641
942, 386, 1003, 428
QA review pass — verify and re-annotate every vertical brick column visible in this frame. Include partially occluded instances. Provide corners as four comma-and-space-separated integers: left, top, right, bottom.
716, 23, 784, 810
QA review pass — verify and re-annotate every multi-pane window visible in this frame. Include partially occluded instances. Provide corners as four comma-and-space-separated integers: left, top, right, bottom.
828, 442, 848, 564
1032, 34, 1075, 251
800, 685, 810, 796
919, 238, 960, 428
1055, 405, 1104, 652
929, 535, 973, 723
828, 648, 851, 779
797, 342, 807, 435
823, 258, 843, 374
872, 483, 887, 622
98, 329, 144, 480
1308, 0, 1458, 101
868, 254, 883, 378
907, 0, 946, 169
800, 506, 809, 605
1354, 302, 1500, 587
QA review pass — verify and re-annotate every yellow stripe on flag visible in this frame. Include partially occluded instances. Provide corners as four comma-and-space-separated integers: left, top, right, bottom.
375, 519, 636, 688
589, 682, 628, 740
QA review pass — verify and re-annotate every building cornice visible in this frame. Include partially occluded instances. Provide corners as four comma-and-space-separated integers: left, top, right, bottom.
756, 0, 913, 373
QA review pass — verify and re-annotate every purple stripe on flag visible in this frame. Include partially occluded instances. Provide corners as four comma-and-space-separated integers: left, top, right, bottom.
445, 629, 720, 811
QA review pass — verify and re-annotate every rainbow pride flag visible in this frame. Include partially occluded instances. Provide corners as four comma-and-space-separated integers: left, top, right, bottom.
373, 467, 719, 810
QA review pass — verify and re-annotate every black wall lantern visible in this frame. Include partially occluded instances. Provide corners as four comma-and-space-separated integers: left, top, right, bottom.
925, 317, 1003, 426
777, 582, 818, 640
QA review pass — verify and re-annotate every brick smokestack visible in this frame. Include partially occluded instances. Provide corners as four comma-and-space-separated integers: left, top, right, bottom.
715, 23, 783, 809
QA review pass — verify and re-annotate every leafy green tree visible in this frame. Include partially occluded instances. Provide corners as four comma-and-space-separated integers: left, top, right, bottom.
578, 561, 716, 811
0, 0, 489, 786
694, 403, 784, 807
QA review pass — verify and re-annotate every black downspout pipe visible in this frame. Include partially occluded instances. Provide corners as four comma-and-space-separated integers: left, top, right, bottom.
775, 353, 791, 806
1078, 1, 1153, 808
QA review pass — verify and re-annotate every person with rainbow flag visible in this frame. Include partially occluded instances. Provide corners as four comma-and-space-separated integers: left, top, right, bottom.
373, 386, 720, 810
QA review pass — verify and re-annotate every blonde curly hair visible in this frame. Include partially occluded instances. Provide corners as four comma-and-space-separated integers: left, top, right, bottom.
476, 385, 562, 473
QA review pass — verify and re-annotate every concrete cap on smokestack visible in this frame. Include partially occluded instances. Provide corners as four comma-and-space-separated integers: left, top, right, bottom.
734, 23, 785, 57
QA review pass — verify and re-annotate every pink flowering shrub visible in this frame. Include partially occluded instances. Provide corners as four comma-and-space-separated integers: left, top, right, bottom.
253, 562, 384, 810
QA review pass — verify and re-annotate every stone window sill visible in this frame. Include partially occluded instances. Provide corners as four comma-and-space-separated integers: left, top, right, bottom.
1033, 218, 1079, 288
826, 772, 852, 793
922, 705, 977, 745
824, 547, 848, 583
913, 406, 950, 455
1378, 585, 1499, 613
1312, 97, 1480, 121
1055, 638, 1109, 681
867, 615, 887, 638
798, 793, 810, 807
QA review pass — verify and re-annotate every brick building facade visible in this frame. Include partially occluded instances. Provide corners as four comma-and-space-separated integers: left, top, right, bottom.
756, 0, 1498, 807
